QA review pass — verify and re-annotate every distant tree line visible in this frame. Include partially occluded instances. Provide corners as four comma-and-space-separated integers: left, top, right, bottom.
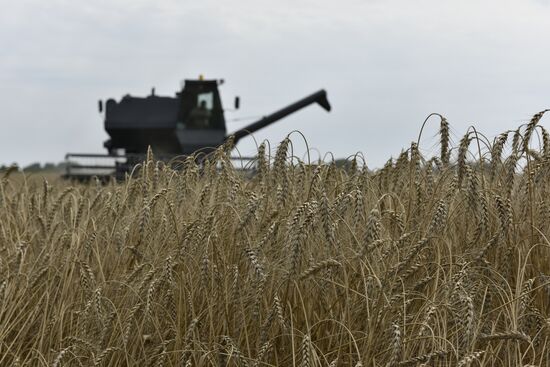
0, 161, 67, 173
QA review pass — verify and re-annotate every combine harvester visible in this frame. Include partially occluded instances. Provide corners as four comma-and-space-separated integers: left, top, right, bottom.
65, 76, 331, 180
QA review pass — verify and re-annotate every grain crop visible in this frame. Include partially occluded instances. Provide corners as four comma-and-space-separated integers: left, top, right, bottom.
1, 110, 550, 366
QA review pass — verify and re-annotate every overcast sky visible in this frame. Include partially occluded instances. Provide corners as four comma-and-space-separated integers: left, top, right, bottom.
1, 0, 549, 168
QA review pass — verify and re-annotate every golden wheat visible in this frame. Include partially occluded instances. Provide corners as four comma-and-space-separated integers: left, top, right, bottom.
1, 111, 550, 365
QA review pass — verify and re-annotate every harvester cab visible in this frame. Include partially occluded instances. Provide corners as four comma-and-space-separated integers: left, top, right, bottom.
65, 77, 331, 180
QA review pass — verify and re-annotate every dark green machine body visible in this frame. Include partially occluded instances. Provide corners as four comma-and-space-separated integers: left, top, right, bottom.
104, 79, 228, 156
65, 77, 331, 180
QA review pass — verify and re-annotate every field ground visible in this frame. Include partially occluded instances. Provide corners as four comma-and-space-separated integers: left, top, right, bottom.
1, 111, 550, 366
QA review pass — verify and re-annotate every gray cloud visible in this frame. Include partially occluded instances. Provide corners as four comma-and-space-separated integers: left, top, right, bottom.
1, 0, 549, 168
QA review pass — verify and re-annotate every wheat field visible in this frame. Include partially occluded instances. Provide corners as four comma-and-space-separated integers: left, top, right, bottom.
1, 111, 550, 366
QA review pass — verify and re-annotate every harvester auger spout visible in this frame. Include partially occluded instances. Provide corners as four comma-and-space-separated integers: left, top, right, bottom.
228, 89, 331, 145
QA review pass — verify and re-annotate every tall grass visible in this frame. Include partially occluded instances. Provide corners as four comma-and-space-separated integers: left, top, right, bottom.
1, 111, 550, 366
